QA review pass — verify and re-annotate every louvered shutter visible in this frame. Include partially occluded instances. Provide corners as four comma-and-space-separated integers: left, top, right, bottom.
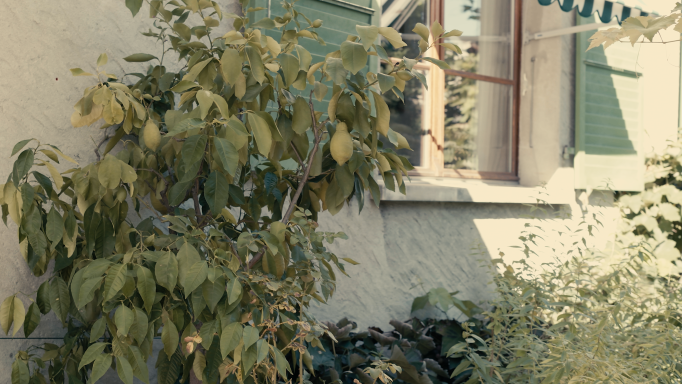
574, 14, 644, 191
247, 0, 379, 111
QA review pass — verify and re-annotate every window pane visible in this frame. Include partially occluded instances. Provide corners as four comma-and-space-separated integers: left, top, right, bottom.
442, 0, 513, 80
381, 70, 428, 167
443, 75, 511, 173
380, 0, 427, 58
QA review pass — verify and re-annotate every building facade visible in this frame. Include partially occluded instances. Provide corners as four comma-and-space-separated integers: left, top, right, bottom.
0, 0, 679, 381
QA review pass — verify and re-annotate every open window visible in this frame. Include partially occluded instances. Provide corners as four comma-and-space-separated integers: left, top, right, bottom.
380, 0, 522, 180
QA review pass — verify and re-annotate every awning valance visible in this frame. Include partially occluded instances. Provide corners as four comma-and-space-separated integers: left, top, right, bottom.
538, 0, 654, 24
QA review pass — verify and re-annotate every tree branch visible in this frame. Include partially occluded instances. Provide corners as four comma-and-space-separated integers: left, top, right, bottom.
249, 91, 323, 270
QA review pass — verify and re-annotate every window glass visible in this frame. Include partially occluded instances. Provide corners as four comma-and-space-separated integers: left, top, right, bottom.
381, 68, 429, 167
380, 0, 427, 58
443, 76, 512, 172
442, 0, 513, 80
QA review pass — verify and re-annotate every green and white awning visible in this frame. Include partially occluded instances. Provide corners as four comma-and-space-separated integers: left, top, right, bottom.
538, 0, 654, 23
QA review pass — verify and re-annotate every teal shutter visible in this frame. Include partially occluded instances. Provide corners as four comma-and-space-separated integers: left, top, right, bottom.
575, 15, 644, 191
248, 0, 379, 111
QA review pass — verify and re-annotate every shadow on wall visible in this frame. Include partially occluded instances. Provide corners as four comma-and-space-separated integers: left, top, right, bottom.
312, 200, 565, 329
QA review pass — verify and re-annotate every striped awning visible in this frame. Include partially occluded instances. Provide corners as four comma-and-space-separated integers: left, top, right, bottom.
538, 0, 654, 24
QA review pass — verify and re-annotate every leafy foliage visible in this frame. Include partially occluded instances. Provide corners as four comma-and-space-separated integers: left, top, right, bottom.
0, 1, 462, 383
588, 3, 682, 50
617, 133, 682, 276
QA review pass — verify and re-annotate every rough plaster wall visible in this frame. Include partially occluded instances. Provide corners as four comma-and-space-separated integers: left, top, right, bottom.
0, 1, 240, 381
518, 2, 575, 187
309, 197, 618, 330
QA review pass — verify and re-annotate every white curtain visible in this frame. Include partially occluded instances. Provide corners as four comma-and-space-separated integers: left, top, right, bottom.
474, 0, 512, 173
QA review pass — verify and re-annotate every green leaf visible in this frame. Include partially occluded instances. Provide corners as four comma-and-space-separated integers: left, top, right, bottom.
131, 308, 149, 344
371, 91, 390, 136
117, 356, 134, 384
104, 263, 127, 301
13, 149, 34, 187
220, 322, 243, 358
243, 325, 259, 350
412, 22, 430, 41
411, 294, 428, 313
196, 90, 214, 120
368, 176, 381, 208
78, 277, 103, 309
340, 41, 368, 75
36, 281, 50, 314
422, 57, 450, 69
23, 302, 40, 337
125, 0, 143, 16
356, 25, 379, 50
313, 81, 328, 102
97, 53, 108, 67
0, 296, 14, 335
181, 134, 208, 168
181, 261, 208, 294
442, 29, 463, 38
90, 353, 112, 383
272, 345, 292, 379
79, 342, 108, 369
123, 53, 157, 62
256, 339, 268, 363
115, 305, 134, 336
94, 217, 116, 259
378, 27, 407, 48
90, 317, 107, 343
98, 154, 123, 189
166, 118, 205, 137
213, 138, 239, 176
11, 139, 33, 157
157, 347, 183, 384
221, 48, 242, 85
204, 171, 230, 214
326, 57, 347, 85
45, 207, 63, 244
169, 80, 199, 93
11, 359, 29, 384
202, 276, 225, 313
49, 277, 70, 323
279, 53, 300, 87
247, 112, 273, 156
205, 336, 223, 383
377, 73, 396, 94
136, 266, 156, 313
70, 68, 93, 76
292, 97, 312, 135
162, 320, 179, 359
245, 46, 265, 84
155, 251, 178, 292
242, 344, 258, 374
227, 277, 242, 304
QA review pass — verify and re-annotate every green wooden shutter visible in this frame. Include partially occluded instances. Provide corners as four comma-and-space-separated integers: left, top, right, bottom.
575, 15, 644, 191
247, 0, 379, 111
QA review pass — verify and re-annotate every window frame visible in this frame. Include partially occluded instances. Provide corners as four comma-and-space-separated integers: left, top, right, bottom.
404, 0, 523, 181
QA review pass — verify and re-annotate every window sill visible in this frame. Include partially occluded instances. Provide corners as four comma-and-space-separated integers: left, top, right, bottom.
379, 169, 575, 204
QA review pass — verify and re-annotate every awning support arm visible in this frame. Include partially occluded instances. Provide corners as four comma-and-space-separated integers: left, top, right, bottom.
525, 21, 618, 44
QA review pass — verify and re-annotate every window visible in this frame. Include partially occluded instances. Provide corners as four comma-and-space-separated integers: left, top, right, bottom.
380, 0, 522, 180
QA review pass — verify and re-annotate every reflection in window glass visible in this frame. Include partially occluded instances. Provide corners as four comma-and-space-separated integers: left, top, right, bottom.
381, 69, 428, 167
380, 0, 427, 58
444, 76, 511, 172
443, 0, 512, 80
